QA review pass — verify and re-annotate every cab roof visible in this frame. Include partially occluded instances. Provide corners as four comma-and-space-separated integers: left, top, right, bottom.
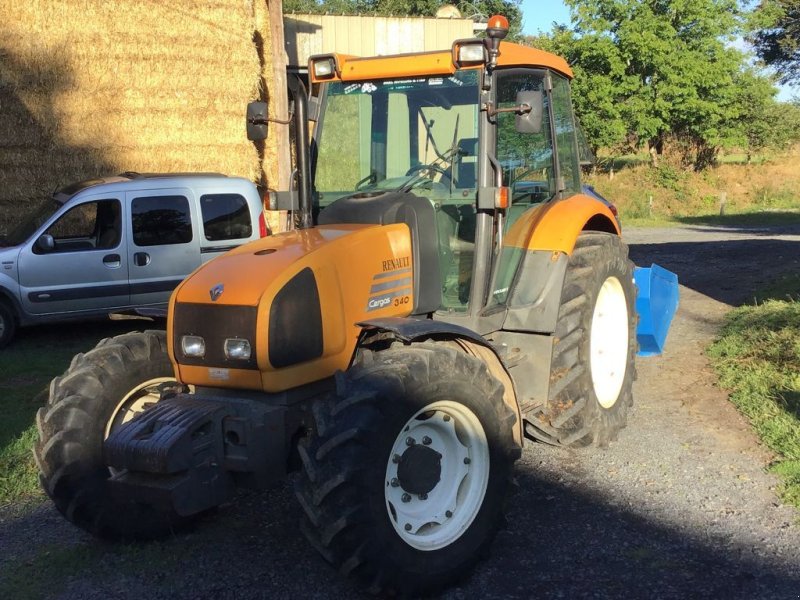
311, 41, 573, 83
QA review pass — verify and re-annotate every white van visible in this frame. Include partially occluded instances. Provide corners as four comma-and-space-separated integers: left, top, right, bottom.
0, 173, 269, 347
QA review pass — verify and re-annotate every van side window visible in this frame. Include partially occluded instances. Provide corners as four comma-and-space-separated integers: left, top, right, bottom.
39, 199, 121, 254
132, 195, 192, 246
200, 194, 252, 241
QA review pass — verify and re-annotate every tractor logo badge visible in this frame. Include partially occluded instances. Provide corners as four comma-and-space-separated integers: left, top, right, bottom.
210, 284, 224, 302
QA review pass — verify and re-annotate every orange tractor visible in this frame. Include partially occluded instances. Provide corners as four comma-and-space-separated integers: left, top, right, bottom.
36, 17, 676, 595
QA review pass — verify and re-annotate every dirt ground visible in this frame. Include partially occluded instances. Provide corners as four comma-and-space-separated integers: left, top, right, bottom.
1, 223, 799, 599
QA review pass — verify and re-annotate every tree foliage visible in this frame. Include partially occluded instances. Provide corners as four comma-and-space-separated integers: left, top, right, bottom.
749, 0, 800, 84
526, 0, 800, 169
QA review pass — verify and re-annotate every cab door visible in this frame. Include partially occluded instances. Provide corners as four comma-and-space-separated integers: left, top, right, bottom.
17, 196, 129, 315
126, 189, 199, 306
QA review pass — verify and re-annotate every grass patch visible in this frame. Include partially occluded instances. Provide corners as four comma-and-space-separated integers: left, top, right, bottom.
674, 210, 800, 228
708, 288, 800, 509
0, 320, 145, 506
621, 210, 800, 229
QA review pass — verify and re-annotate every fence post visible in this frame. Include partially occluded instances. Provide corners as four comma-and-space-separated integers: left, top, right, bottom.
719, 192, 727, 216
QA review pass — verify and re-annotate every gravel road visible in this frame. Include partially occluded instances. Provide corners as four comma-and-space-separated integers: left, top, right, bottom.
2, 223, 799, 599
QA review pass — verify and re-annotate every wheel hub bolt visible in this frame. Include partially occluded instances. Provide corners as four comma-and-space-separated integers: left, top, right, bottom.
391, 478, 400, 487
464, 457, 471, 465
406, 437, 416, 446
419, 493, 428, 500
445, 510, 453, 518
402, 493, 411, 503
422, 436, 432, 445
392, 454, 401, 464
405, 523, 412, 531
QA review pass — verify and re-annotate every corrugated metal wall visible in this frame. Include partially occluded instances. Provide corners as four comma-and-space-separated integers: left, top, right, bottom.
284, 15, 475, 65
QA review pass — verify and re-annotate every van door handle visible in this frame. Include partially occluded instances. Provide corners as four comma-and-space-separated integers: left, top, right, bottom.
134, 252, 150, 267
103, 254, 121, 269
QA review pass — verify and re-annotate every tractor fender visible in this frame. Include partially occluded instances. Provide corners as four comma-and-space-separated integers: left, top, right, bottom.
356, 317, 524, 446
505, 193, 619, 256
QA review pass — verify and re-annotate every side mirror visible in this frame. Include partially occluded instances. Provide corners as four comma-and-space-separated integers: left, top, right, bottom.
246, 101, 268, 141
36, 234, 55, 253
515, 90, 543, 135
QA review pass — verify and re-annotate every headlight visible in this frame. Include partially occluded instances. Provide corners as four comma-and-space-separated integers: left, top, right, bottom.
224, 338, 252, 360
181, 335, 206, 357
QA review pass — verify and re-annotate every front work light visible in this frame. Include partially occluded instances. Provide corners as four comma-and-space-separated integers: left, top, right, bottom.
182, 335, 206, 358
224, 338, 252, 360
458, 43, 486, 64
312, 57, 335, 78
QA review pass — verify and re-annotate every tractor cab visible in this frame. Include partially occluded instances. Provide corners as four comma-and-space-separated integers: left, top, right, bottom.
256, 17, 616, 335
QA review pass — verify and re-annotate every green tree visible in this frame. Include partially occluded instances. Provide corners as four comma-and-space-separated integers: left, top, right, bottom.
749, 0, 800, 84
550, 0, 749, 169
530, 27, 633, 157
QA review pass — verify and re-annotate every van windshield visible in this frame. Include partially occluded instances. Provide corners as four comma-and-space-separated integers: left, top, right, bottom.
1, 200, 62, 247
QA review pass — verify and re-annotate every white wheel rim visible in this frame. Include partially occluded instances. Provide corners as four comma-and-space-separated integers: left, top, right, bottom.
384, 400, 490, 551
104, 377, 176, 439
590, 276, 629, 408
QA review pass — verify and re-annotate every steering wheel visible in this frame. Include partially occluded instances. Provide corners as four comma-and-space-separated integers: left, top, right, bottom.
405, 163, 452, 186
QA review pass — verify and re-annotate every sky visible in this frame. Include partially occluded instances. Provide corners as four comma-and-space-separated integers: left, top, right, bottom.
517, 0, 799, 101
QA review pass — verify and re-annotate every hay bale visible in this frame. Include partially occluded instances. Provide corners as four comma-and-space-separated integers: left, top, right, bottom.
0, 0, 278, 232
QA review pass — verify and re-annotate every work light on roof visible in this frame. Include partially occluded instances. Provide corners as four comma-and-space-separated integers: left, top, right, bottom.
458, 43, 486, 64
312, 56, 336, 79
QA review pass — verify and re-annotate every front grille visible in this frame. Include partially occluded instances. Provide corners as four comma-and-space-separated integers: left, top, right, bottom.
172, 303, 258, 369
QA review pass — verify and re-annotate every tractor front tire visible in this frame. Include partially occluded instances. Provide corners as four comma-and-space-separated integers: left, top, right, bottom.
34, 330, 192, 540
534, 232, 637, 447
296, 342, 521, 596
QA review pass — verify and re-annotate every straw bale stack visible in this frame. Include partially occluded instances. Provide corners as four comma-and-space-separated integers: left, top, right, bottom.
0, 0, 280, 231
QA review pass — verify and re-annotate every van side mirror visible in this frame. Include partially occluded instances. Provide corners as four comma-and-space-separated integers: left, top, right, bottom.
246, 101, 268, 141
36, 234, 55, 253
515, 90, 543, 135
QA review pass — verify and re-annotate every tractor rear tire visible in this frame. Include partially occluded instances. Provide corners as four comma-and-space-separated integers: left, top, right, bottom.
34, 330, 192, 540
533, 232, 636, 447
295, 342, 521, 596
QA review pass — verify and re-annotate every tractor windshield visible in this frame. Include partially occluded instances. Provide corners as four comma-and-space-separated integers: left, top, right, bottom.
314, 70, 480, 203
314, 70, 481, 311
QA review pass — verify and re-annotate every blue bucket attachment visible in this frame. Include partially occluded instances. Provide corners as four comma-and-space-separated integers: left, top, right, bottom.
634, 264, 679, 356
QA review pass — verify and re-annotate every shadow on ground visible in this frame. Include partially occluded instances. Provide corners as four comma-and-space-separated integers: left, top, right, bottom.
0, 462, 797, 600
629, 237, 800, 306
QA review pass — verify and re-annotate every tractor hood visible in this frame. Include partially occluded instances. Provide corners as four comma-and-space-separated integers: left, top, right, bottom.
167, 222, 416, 392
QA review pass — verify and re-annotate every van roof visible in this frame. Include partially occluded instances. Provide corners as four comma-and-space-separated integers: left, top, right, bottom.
53, 173, 236, 204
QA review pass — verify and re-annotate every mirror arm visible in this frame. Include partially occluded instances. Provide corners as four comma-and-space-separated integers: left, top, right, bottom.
483, 102, 531, 118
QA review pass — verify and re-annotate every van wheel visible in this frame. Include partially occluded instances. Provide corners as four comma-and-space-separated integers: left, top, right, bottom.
0, 302, 17, 348
34, 330, 193, 539
296, 342, 521, 596
531, 232, 636, 447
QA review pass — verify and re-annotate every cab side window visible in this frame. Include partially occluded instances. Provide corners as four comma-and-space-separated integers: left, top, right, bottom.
200, 194, 252, 241
39, 199, 121, 253
132, 195, 192, 246
551, 74, 582, 194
